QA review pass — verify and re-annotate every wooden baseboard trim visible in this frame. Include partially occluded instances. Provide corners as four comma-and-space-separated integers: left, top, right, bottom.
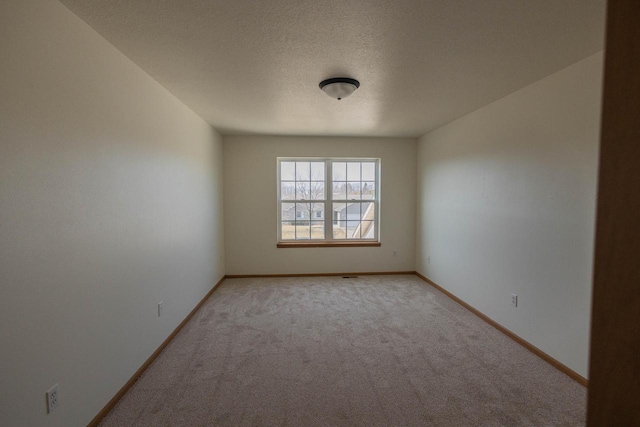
89, 270, 586, 425
225, 271, 416, 279
88, 275, 226, 427
414, 272, 588, 387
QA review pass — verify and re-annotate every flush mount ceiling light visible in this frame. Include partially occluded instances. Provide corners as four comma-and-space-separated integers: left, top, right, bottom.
319, 77, 360, 100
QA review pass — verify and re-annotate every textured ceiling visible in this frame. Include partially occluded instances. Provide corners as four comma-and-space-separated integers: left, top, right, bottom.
59, 0, 606, 137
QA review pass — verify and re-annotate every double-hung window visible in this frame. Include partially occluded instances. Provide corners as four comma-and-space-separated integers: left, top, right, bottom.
278, 158, 380, 246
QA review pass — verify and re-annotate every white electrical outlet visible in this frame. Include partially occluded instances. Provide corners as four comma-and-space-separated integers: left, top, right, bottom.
46, 384, 59, 413
158, 301, 163, 317
511, 294, 518, 307
427, 255, 431, 264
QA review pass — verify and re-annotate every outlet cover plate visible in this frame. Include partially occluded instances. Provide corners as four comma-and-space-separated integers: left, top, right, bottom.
46, 384, 59, 413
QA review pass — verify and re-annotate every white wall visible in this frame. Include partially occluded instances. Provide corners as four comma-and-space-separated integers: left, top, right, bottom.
224, 136, 416, 275
416, 53, 603, 378
0, 0, 224, 425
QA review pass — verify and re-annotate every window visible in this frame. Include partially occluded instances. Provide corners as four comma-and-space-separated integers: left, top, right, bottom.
278, 158, 380, 246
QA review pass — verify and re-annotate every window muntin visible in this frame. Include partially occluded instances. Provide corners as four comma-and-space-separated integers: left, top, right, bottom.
278, 158, 379, 242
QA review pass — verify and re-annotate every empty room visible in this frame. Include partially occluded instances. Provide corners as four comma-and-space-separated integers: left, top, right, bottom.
2, 0, 639, 425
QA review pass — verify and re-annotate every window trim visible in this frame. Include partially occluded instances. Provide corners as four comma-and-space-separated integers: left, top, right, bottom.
277, 157, 380, 246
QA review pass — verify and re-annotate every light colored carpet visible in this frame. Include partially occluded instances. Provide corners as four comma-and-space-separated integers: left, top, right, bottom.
100, 275, 586, 426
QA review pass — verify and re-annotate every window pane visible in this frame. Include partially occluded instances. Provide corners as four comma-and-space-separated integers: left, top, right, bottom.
312, 203, 324, 219
296, 162, 310, 181
281, 162, 295, 180
362, 162, 375, 181
345, 202, 361, 219
281, 182, 295, 200
347, 182, 361, 200
347, 221, 360, 239
296, 203, 310, 220
333, 182, 346, 200
296, 224, 310, 239
310, 162, 325, 181
281, 202, 295, 221
361, 221, 375, 238
333, 162, 346, 181
310, 221, 324, 239
347, 162, 361, 181
333, 220, 346, 239
361, 202, 375, 221
296, 182, 310, 200
332, 203, 346, 225
281, 222, 295, 239
309, 182, 325, 200
362, 181, 375, 200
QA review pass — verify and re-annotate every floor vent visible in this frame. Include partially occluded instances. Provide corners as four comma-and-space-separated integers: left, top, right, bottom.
342, 276, 359, 279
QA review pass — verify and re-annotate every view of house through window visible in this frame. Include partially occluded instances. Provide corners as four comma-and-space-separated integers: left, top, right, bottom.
278, 158, 379, 242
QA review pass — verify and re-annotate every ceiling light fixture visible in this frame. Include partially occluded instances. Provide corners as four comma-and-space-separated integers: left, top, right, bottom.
319, 77, 360, 100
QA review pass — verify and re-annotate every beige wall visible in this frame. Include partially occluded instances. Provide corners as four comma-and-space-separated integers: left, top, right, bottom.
223, 136, 416, 275
0, 0, 225, 425
0, 0, 603, 423
416, 53, 603, 378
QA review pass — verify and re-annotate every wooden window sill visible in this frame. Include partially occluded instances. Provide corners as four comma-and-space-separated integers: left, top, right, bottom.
277, 241, 381, 248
